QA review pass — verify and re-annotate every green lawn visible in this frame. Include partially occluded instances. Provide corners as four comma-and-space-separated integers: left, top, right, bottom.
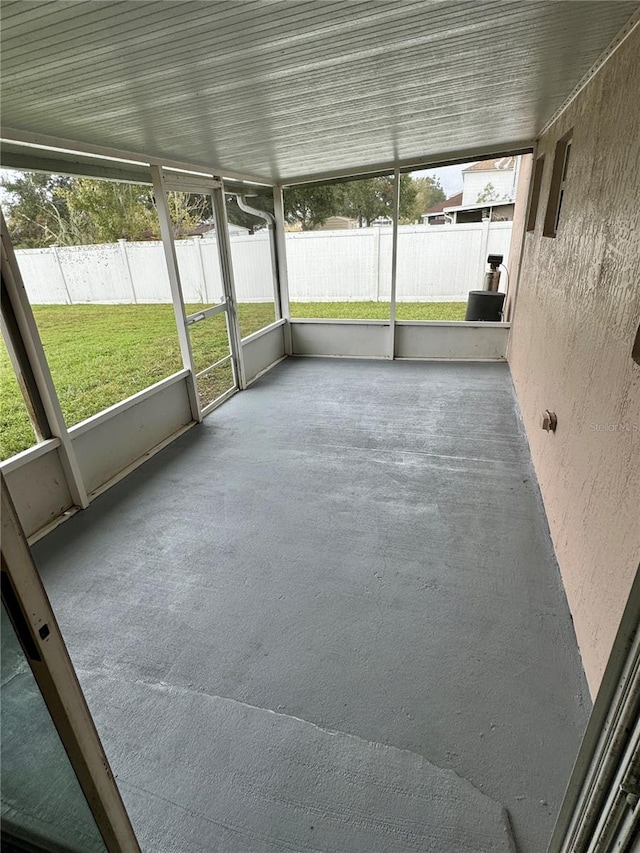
0, 301, 465, 460
291, 302, 466, 321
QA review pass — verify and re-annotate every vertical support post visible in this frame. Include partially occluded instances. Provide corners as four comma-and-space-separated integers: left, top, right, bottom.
118, 239, 137, 304
211, 182, 246, 389
150, 165, 202, 421
1, 211, 88, 508
374, 225, 382, 303
389, 169, 400, 360
273, 185, 292, 355
1, 310, 48, 443
267, 226, 282, 322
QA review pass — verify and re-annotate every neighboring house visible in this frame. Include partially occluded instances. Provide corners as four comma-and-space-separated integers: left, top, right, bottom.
421, 192, 463, 224
197, 220, 251, 238
422, 157, 518, 224
315, 216, 358, 230
136, 220, 251, 240
461, 156, 517, 205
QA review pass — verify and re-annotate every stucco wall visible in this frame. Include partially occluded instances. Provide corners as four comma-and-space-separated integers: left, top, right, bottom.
508, 28, 640, 696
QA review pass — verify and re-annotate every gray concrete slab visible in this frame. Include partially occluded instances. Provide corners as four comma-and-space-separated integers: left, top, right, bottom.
80, 673, 514, 852
34, 358, 591, 852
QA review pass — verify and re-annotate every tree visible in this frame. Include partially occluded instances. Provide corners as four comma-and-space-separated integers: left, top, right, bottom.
339, 174, 418, 226
476, 182, 500, 203
61, 179, 157, 243
411, 175, 446, 221
284, 183, 344, 230
338, 178, 383, 226
165, 191, 209, 239
397, 174, 418, 223
0, 170, 213, 246
0, 171, 74, 247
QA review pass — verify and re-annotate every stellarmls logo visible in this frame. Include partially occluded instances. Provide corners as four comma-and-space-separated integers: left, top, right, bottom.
590, 422, 639, 433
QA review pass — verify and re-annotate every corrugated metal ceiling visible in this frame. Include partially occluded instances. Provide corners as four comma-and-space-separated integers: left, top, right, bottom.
1, 1, 638, 183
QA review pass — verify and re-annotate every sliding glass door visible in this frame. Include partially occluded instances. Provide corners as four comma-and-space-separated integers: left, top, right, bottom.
0, 474, 139, 852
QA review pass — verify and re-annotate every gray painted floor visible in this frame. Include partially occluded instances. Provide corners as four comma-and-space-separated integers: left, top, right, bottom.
34, 358, 590, 852
81, 675, 514, 852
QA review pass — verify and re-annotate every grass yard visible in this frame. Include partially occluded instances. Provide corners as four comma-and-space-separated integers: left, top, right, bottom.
291, 302, 466, 321
1, 300, 466, 460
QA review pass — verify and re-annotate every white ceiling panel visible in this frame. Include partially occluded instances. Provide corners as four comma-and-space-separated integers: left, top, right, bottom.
1, 1, 638, 183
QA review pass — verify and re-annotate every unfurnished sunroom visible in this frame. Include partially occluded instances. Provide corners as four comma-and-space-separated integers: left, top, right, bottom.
1, 3, 639, 853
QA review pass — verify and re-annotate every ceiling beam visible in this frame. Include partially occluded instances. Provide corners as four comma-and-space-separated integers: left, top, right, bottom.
280, 142, 535, 187
0, 128, 275, 187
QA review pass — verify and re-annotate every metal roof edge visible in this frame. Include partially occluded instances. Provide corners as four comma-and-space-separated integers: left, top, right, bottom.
279, 143, 534, 187
537, 7, 640, 138
0, 128, 275, 187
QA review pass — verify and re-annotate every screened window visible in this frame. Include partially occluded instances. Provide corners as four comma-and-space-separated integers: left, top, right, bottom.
543, 132, 573, 237
526, 155, 545, 232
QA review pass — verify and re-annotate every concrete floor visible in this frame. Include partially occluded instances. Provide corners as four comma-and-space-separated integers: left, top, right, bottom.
34, 358, 590, 852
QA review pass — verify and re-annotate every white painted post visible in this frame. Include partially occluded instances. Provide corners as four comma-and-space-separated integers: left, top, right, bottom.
478, 215, 491, 285
211, 182, 246, 389
50, 244, 73, 304
374, 226, 382, 302
273, 186, 292, 354
150, 165, 202, 421
389, 169, 400, 359
118, 239, 137, 304
267, 226, 282, 321
1, 211, 89, 508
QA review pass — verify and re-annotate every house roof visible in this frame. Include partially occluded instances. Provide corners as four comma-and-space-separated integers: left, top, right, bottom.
424, 192, 463, 215
444, 201, 515, 213
1, 2, 637, 184
463, 157, 517, 173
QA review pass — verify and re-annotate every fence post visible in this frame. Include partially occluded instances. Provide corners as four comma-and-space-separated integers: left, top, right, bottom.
50, 245, 73, 305
118, 239, 137, 304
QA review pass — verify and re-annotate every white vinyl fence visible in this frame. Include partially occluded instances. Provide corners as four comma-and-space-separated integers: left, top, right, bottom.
16, 221, 512, 305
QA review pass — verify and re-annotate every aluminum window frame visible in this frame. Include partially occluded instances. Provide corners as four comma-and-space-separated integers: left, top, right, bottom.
0, 472, 141, 852
526, 154, 545, 232
543, 131, 573, 238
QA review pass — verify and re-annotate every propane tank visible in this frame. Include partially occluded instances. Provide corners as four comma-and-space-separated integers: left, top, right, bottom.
484, 254, 502, 292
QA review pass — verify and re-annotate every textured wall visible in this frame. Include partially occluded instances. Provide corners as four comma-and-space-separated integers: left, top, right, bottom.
509, 28, 640, 696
